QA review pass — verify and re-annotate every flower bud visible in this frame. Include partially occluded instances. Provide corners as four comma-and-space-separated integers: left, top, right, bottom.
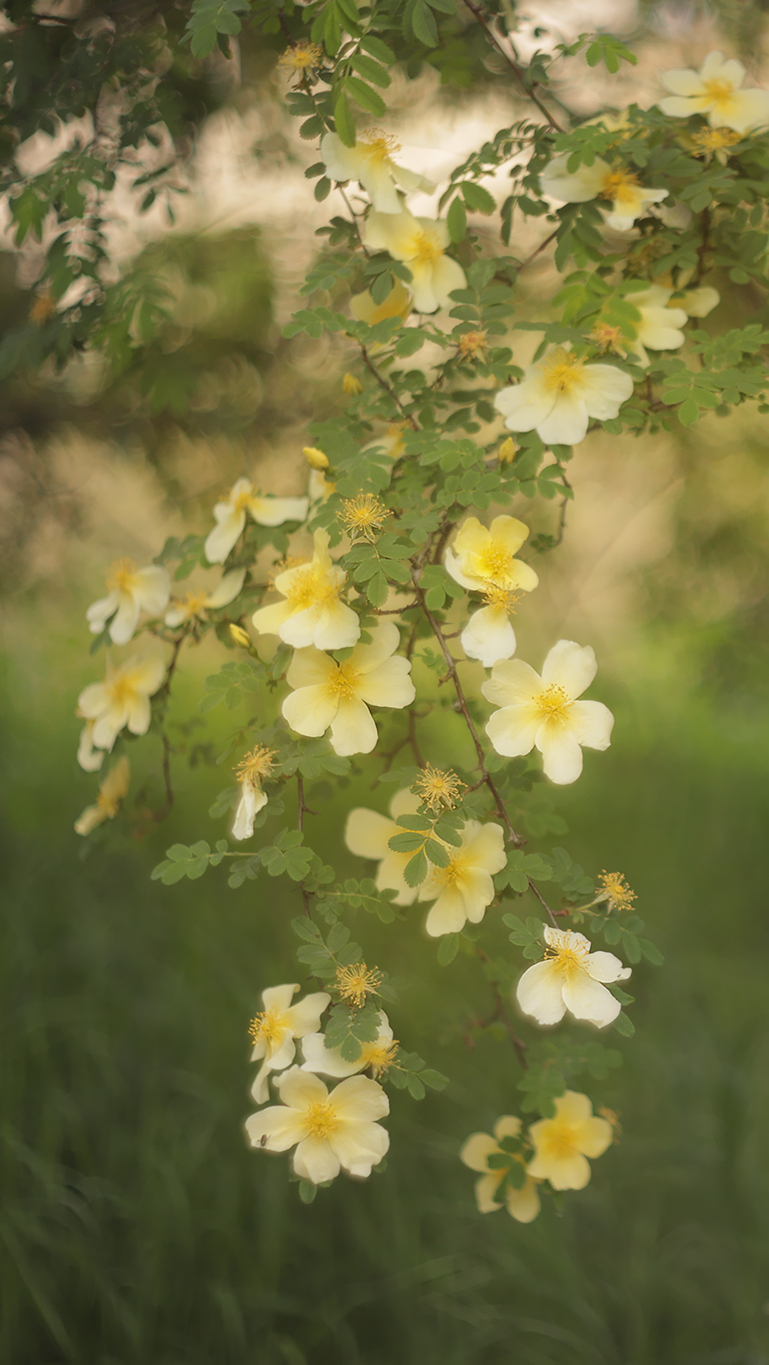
303, 445, 329, 470
498, 437, 517, 464
229, 623, 253, 648
342, 372, 364, 396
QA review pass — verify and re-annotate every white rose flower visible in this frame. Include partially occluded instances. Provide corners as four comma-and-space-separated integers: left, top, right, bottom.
245, 1066, 390, 1184
418, 820, 506, 937
77, 651, 167, 752
673, 285, 720, 318
625, 285, 688, 367
658, 50, 769, 134
483, 639, 614, 785
516, 926, 631, 1028
87, 559, 170, 646
345, 788, 421, 905
282, 621, 415, 757
321, 130, 434, 213
301, 1011, 397, 1078
494, 345, 633, 446
249, 984, 331, 1104
540, 154, 668, 231
204, 477, 308, 565
164, 568, 246, 627
364, 207, 466, 314
74, 756, 130, 836
252, 528, 360, 651
77, 716, 105, 772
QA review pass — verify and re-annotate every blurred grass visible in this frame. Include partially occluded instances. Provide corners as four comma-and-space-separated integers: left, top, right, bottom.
3, 620, 769, 1365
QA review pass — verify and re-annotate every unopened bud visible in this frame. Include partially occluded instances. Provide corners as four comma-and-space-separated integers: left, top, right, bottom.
303, 445, 329, 470
342, 372, 364, 396
229, 623, 252, 648
498, 437, 517, 464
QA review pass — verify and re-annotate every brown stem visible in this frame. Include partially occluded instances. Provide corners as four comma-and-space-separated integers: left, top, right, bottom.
470, 948, 529, 1070
461, 0, 564, 132
516, 226, 559, 271
296, 774, 313, 918
359, 345, 418, 426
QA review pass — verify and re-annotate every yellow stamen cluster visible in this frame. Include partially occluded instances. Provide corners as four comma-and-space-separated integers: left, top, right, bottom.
483, 585, 521, 615
458, 329, 488, 360
541, 349, 584, 395
335, 962, 383, 1008
497, 436, 517, 464
278, 42, 324, 73
545, 936, 591, 976
268, 555, 305, 588
106, 557, 137, 592
304, 1099, 340, 1138
590, 322, 626, 354
30, 289, 55, 324
597, 870, 637, 912
415, 764, 464, 811
339, 493, 389, 541
359, 1038, 399, 1077
235, 745, 276, 786
359, 128, 401, 159
342, 372, 364, 396
599, 167, 640, 205
536, 683, 572, 723
690, 126, 741, 154
249, 1007, 282, 1046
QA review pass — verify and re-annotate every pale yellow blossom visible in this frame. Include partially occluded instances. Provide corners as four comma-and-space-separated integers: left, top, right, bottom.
252, 529, 360, 651
658, 51, 769, 133
249, 984, 330, 1104
345, 788, 422, 905
460, 1116, 541, 1223
516, 926, 630, 1028
365, 207, 466, 314
282, 621, 415, 757
204, 477, 308, 565
350, 278, 412, 327
483, 639, 614, 785
77, 651, 166, 753
77, 717, 105, 772
419, 820, 506, 937
495, 346, 633, 446
245, 1066, 389, 1183
164, 568, 245, 627
321, 130, 434, 215
527, 1091, 613, 1190
74, 756, 130, 836
540, 155, 668, 231
232, 745, 276, 841
301, 1011, 397, 1079
624, 285, 688, 367
87, 559, 170, 646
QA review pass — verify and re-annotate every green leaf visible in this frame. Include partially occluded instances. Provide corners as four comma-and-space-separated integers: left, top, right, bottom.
613, 1012, 635, 1037
678, 395, 699, 426
360, 35, 396, 64
298, 1179, 318, 1204
345, 76, 387, 118
411, 0, 439, 45
403, 849, 428, 887
460, 181, 497, 215
437, 934, 459, 965
447, 196, 467, 244
333, 92, 356, 147
639, 937, 664, 966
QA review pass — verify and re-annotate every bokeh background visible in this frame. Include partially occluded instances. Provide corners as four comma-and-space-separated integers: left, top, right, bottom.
4, 0, 769, 1360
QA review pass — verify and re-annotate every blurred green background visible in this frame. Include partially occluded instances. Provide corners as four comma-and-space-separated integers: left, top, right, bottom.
5, 2, 769, 1361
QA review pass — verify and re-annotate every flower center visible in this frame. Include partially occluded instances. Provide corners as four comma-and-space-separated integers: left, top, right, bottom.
702, 76, 735, 108
540, 348, 585, 395
278, 41, 323, 72
436, 851, 467, 887
326, 662, 361, 699
599, 168, 640, 205
335, 962, 382, 1007
304, 1099, 341, 1140
474, 541, 515, 583
234, 486, 255, 513
107, 557, 137, 593
107, 672, 138, 706
536, 683, 572, 723
546, 941, 590, 978
411, 230, 443, 267
358, 1039, 398, 1076
414, 764, 464, 811
285, 566, 338, 611
543, 1121, 578, 1159
692, 126, 741, 152
483, 585, 521, 614
182, 589, 210, 616
249, 1007, 285, 1047
235, 745, 276, 787
359, 129, 401, 164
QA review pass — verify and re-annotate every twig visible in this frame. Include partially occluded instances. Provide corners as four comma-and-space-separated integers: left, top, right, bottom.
359, 345, 418, 426
461, 0, 564, 132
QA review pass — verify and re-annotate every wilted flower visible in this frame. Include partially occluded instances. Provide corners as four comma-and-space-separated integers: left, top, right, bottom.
282, 620, 415, 757
74, 756, 130, 836
245, 1066, 390, 1183
540, 155, 668, 231
516, 925, 631, 1028
164, 568, 246, 627
418, 820, 506, 937
345, 788, 422, 905
483, 639, 614, 785
658, 51, 769, 134
365, 208, 466, 314
77, 651, 166, 752
334, 962, 383, 1008
321, 130, 434, 214
597, 870, 637, 912
204, 477, 308, 565
252, 529, 360, 651
232, 745, 276, 841
302, 1011, 398, 1079
339, 493, 389, 541
458, 329, 489, 361
248, 983, 330, 1104
460, 1116, 541, 1223
527, 1090, 613, 1190
87, 559, 170, 646
414, 764, 464, 811
278, 41, 324, 74
494, 345, 633, 446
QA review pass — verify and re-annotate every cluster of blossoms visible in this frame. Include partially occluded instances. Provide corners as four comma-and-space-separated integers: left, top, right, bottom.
71, 40, 768, 1207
